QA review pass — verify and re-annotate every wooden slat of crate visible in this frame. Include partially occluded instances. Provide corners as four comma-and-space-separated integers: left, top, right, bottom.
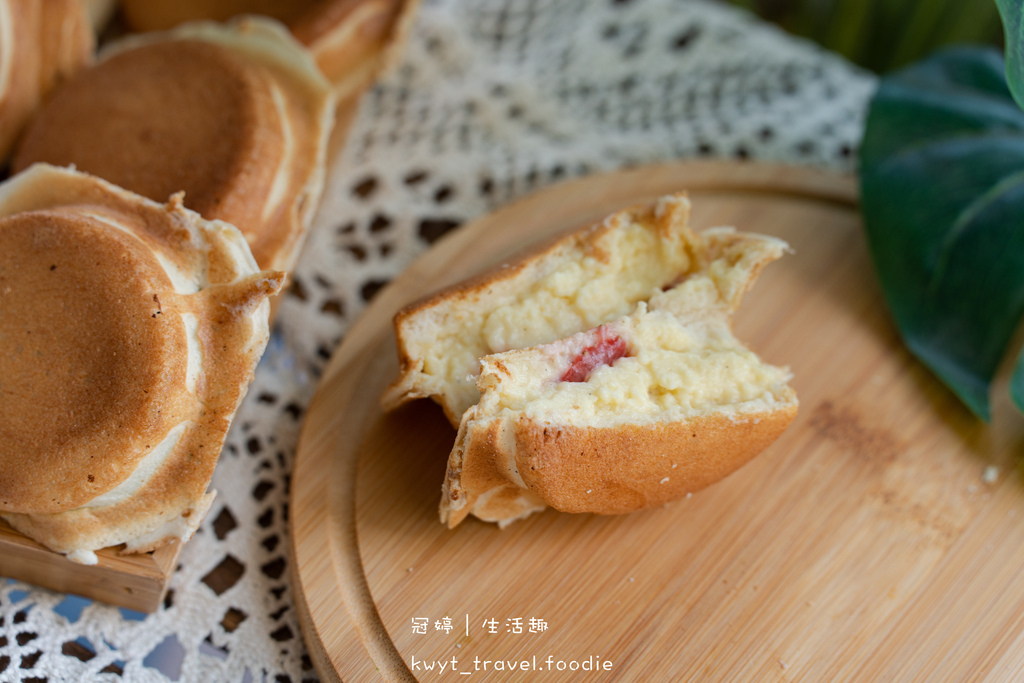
0, 519, 180, 613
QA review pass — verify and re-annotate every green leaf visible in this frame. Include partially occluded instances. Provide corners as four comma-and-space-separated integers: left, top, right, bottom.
997, 0, 1024, 110
859, 47, 1024, 421
1012, 350, 1024, 412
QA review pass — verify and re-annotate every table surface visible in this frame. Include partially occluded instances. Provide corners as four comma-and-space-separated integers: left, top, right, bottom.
0, 0, 874, 680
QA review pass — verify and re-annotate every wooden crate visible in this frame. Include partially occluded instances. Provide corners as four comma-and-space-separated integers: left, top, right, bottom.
0, 520, 180, 613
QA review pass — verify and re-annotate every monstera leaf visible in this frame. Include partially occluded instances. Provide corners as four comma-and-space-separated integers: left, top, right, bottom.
859, 46, 1024, 420
998, 0, 1024, 110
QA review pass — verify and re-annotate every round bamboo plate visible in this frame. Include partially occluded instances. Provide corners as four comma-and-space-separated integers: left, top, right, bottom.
290, 160, 1024, 681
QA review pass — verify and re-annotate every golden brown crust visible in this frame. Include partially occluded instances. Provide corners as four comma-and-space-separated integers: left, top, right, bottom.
0, 164, 284, 562
443, 405, 796, 526
0, 209, 193, 513
13, 17, 334, 274
512, 407, 798, 514
0, 0, 93, 161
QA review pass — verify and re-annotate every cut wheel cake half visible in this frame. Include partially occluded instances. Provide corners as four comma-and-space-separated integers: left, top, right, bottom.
382, 193, 798, 527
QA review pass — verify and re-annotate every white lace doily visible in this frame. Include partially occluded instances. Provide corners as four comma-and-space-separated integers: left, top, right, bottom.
1, 0, 874, 680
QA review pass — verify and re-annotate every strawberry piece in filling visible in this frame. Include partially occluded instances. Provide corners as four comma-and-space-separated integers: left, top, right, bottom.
560, 326, 629, 383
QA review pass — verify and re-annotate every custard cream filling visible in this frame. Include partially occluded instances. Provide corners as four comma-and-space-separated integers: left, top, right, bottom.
420, 217, 693, 416
481, 300, 793, 429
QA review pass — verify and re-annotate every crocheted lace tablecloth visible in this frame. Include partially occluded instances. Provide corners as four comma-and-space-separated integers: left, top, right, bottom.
0, 0, 874, 680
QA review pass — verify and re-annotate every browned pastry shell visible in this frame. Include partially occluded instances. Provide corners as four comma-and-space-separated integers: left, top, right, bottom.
0, 164, 283, 563
13, 17, 334, 274
444, 400, 797, 528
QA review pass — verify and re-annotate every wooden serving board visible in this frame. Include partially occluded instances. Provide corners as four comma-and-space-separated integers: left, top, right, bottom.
290, 160, 1024, 682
